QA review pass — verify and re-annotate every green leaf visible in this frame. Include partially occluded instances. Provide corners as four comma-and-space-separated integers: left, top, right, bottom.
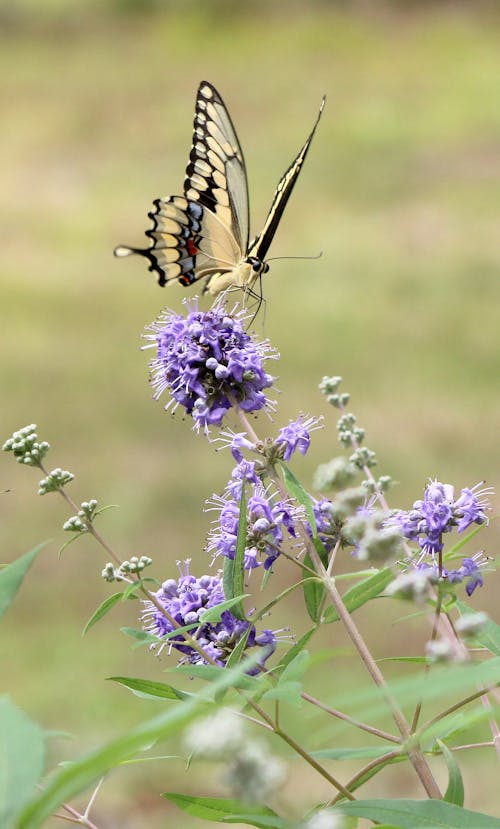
120, 624, 197, 648
0, 697, 46, 829
278, 627, 317, 674
82, 592, 123, 635
279, 650, 310, 683
456, 600, 500, 656
262, 680, 303, 707
314, 746, 400, 760
163, 793, 286, 828
334, 656, 500, 732
174, 662, 259, 691
437, 739, 464, 807
323, 567, 393, 623
199, 594, 249, 624
17, 658, 258, 829
120, 627, 163, 646
279, 462, 317, 533
225, 625, 252, 670
255, 579, 312, 620
0, 543, 46, 619
223, 485, 247, 621
302, 565, 324, 623
335, 798, 500, 828
379, 656, 428, 664
420, 703, 500, 746
122, 578, 156, 599
108, 676, 191, 701
443, 522, 485, 558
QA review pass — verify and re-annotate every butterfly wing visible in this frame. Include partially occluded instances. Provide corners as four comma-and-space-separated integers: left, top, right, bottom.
247, 96, 325, 264
114, 81, 249, 289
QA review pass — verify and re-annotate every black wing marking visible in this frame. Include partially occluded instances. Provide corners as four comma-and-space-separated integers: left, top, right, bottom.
114, 195, 242, 287
184, 81, 250, 254
114, 81, 248, 288
247, 95, 325, 263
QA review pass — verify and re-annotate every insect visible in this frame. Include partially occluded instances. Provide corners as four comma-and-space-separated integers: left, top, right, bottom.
114, 81, 325, 297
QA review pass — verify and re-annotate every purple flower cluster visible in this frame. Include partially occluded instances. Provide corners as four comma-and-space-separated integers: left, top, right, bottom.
144, 299, 277, 433
142, 562, 276, 671
391, 480, 491, 595
207, 462, 298, 570
393, 481, 489, 556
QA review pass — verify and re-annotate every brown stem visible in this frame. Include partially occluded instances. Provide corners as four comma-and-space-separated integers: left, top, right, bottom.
236, 406, 442, 798
302, 692, 400, 744
411, 593, 443, 732
329, 748, 402, 806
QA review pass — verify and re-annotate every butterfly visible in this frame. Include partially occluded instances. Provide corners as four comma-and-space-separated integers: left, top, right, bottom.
114, 81, 325, 297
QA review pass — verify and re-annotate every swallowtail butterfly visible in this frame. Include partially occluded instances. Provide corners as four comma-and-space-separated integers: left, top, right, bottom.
114, 81, 325, 296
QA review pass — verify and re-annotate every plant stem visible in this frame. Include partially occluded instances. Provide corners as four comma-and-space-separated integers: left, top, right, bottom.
329, 748, 402, 805
301, 692, 400, 744
236, 406, 442, 799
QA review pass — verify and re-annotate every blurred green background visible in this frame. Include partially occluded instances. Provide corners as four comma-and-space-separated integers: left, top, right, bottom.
1, 1, 500, 826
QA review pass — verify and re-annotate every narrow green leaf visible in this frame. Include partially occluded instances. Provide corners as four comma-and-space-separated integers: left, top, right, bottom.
174, 662, 258, 691
420, 703, 500, 746
82, 592, 123, 635
163, 793, 284, 827
225, 625, 252, 670
223, 486, 247, 621
335, 798, 500, 828
323, 568, 393, 623
443, 522, 485, 557
0, 697, 46, 828
17, 658, 259, 829
120, 627, 162, 646
199, 594, 249, 623
108, 676, 191, 701
378, 656, 428, 664
255, 579, 312, 620
0, 543, 46, 619
279, 650, 310, 684
279, 462, 317, 533
120, 623, 198, 648
278, 627, 317, 673
122, 578, 157, 599
313, 746, 400, 760
456, 599, 500, 656
261, 681, 303, 708
437, 739, 464, 807
302, 562, 324, 623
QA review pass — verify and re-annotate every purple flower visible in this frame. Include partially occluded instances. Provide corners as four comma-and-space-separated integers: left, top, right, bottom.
392, 480, 490, 557
305, 497, 340, 553
144, 299, 277, 434
142, 562, 276, 670
275, 414, 323, 462
446, 553, 488, 596
207, 463, 298, 570
219, 430, 259, 463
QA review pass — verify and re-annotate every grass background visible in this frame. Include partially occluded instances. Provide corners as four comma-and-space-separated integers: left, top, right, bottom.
1, 1, 500, 826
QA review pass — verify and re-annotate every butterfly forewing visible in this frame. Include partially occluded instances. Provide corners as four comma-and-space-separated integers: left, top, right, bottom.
248, 96, 325, 263
185, 82, 250, 253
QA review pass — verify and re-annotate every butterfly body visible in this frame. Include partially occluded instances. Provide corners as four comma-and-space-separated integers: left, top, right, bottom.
114, 81, 324, 295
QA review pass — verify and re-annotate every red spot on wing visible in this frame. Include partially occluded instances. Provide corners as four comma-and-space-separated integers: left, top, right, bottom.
187, 238, 199, 257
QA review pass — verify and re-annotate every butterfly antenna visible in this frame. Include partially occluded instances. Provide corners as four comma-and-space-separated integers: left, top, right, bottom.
265, 251, 323, 263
